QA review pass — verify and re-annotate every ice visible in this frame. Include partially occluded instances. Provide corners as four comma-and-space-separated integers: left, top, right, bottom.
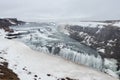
105, 69, 119, 79
59, 48, 103, 70
104, 58, 118, 72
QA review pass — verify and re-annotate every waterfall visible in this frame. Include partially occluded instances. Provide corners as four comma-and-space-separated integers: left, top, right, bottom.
56, 47, 103, 70
13, 23, 104, 71
10, 22, 119, 77
28, 44, 104, 71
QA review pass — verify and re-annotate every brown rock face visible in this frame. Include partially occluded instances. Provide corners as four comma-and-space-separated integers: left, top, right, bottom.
0, 62, 20, 80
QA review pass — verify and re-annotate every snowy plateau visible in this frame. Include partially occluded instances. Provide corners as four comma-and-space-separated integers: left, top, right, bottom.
0, 18, 120, 80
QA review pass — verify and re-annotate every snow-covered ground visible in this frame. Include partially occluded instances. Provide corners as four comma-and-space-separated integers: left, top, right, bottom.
0, 35, 118, 80
113, 22, 120, 27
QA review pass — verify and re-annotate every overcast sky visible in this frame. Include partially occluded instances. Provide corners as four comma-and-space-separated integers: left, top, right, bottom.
0, 0, 120, 21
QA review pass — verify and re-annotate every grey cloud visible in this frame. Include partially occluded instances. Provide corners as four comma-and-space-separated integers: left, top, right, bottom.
0, 0, 120, 21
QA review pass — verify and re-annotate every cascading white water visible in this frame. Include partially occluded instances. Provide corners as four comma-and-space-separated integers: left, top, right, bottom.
48, 47, 103, 70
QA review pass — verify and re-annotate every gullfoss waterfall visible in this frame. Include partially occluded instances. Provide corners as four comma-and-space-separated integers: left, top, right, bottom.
9, 22, 118, 78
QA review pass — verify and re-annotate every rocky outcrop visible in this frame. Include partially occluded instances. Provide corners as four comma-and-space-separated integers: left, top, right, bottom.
0, 18, 25, 32
64, 21, 120, 65
0, 52, 20, 80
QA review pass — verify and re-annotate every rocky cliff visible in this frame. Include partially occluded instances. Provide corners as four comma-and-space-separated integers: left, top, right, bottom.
62, 21, 120, 69
0, 18, 25, 32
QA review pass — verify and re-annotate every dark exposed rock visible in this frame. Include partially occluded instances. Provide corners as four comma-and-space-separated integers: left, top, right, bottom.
65, 77, 78, 80
57, 77, 78, 80
5, 30, 29, 39
46, 46, 52, 53
0, 18, 25, 32
57, 78, 65, 80
0, 58, 20, 80
47, 74, 51, 76
34, 75, 38, 77
53, 47, 61, 55
0, 18, 25, 39
28, 72, 32, 75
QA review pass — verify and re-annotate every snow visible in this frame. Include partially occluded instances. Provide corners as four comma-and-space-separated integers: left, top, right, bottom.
7, 19, 16, 25
0, 37, 118, 80
108, 40, 115, 43
96, 28, 102, 34
105, 69, 119, 79
98, 49, 105, 53
7, 30, 29, 35
60, 21, 107, 28
113, 22, 120, 27
0, 29, 8, 38
107, 43, 113, 47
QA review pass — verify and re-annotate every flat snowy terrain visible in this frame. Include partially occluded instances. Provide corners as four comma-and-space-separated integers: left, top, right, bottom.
0, 36, 118, 80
